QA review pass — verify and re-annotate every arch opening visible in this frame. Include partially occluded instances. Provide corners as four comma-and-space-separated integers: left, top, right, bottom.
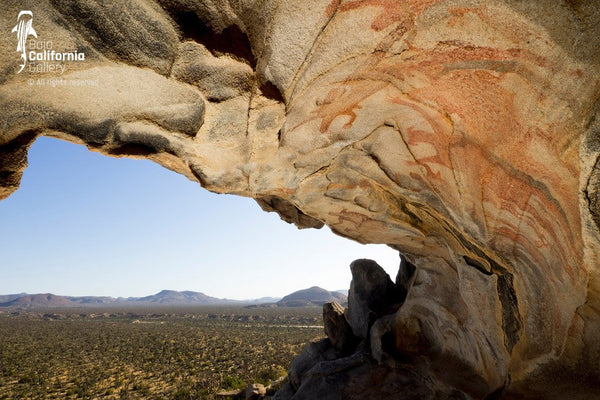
0, 136, 400, 300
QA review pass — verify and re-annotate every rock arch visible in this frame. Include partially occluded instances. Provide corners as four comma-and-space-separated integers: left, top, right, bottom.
1, 1, 600, 398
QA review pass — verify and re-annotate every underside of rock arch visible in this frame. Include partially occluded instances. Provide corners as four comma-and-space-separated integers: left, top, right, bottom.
1, 0, 600, 398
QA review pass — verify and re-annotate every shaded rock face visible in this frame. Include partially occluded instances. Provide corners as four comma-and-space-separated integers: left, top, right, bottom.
347, 259, 405, 338
280, 259, 476, 399
323, 301, 358, 356
1, 1, 600, 398
275, 344, 467, 400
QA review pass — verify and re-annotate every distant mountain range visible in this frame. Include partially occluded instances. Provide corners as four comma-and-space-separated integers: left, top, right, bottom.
0, 293, 28, 303
0, 287, 345, 309
0, 290, 261, 308
2, 293, 74, 308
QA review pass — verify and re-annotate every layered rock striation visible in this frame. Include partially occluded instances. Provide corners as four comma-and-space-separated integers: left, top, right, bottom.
1, 1, 600, 398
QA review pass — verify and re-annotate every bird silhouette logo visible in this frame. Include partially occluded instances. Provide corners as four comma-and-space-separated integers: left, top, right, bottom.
12, 11, 37, 74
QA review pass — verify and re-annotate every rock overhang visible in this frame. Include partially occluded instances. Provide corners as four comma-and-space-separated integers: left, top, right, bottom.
1, 1, 600, 398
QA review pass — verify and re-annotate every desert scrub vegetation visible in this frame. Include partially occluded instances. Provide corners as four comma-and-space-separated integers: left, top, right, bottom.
0, 306, 323, 399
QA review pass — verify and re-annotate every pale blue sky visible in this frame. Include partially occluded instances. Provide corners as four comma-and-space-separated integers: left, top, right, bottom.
0, 137, 399, 299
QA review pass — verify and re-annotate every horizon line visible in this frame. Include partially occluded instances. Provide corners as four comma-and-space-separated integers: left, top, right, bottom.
0, 286, 350, 301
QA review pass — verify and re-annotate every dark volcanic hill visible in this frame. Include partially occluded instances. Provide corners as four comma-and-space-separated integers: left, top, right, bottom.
277, 286, 347, 307
134, 290, 229, 305
0, 293, 74, 308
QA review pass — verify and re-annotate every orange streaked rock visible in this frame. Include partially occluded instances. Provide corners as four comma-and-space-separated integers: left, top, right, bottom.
1, 0, 599, 398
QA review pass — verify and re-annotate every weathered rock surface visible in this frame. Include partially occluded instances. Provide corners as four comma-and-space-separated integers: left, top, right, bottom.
245, 383, 266, 400
283, 257, 513, 399
347, 259, 405, 338
287, 338, 338, 392
2, 0, 600, 398
323, 301, 358, 355
277, 340, 468, 400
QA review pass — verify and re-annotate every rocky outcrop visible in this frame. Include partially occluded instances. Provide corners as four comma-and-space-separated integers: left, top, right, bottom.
277, 258, 485, 400
246, 383, 267, 400
347, 259, 405, 338
2, 1, 600, 398
275, 346, 465, 400
323, 301, 358, 355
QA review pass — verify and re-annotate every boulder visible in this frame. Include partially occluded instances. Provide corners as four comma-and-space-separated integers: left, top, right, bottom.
271, 382, 295, 400
395, 255, 416, 299
323, 301, 358, 355
245, 383, 266, 400
347, 259, 404, 338
288, 338, 337, 391
281, 350, 467, 400
370, 314, 401, 365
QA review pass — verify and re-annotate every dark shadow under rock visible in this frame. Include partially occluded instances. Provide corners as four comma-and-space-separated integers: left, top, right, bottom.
396, 254, 416, 296
287, 338, 338, 391
347, 259, 406, 338
277, 350, 471, 400
323, 301, 359, 356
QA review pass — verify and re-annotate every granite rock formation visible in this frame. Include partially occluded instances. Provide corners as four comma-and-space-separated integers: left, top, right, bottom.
347, 259, 405, 338
276, 258, 474, 399
1, 0, 600, 398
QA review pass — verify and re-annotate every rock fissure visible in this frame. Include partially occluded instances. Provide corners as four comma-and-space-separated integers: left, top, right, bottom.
286, 0, 341, 105
168, 10, 256, 68
495, 273, 522, 354
584, 155, 600, 230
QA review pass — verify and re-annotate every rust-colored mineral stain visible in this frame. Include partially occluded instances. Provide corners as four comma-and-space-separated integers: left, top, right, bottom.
325, 0, 342, 17
365, 41, 546, 90
335, 209, 371, 229
469, 145, 580, 279
448, 6, 480, 18
327, 0, 443, 31
319, 0, 584, 289
316, 80, 387, 133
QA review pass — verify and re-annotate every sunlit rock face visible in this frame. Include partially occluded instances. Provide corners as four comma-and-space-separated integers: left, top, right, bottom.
1, 0, 600, 398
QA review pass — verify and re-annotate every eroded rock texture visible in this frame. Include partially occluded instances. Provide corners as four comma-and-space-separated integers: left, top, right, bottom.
277, 259, 471, 400
1, 0, 599, 398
